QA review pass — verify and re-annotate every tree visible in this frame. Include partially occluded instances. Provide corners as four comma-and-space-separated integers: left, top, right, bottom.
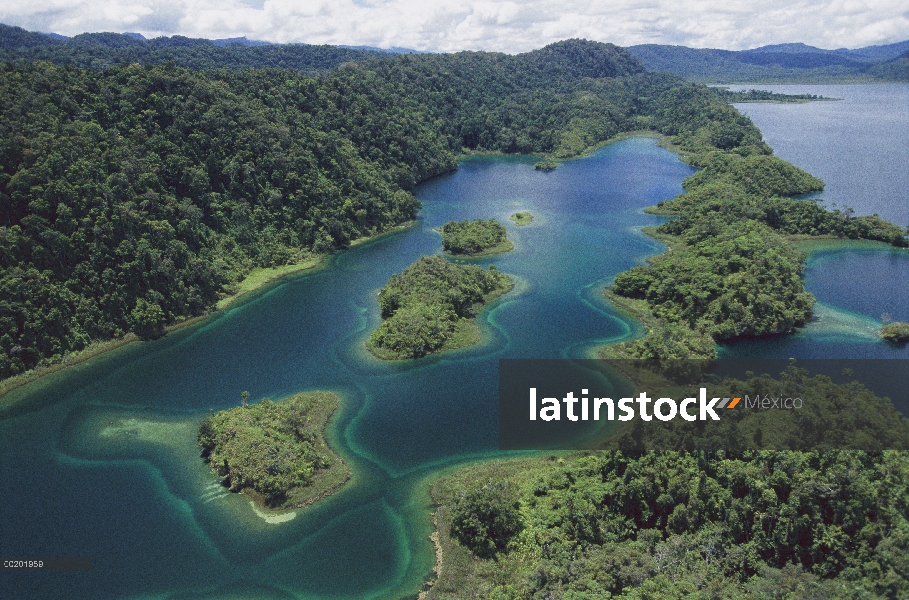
450, 479, 522, 559
129, 298, 167, 339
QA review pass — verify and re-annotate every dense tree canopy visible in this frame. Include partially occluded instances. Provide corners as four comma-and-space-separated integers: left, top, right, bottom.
0, 39, 723, 378
198, 391, 348, 508
441, 219, 511, 256
368, 255, 511, 358
613, 220, 815, 340
1, 34, 904, 380
431, 449, 909, 599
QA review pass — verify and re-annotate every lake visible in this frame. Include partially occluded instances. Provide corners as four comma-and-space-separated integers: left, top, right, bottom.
1, 84, 906, 599
722, 84, 909, 359
0, 138, 693, 599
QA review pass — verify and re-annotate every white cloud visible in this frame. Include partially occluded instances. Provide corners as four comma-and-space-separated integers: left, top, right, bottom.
0, 0, 906, 51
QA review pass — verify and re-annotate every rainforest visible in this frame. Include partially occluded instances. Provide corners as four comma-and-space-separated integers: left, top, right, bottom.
1, 24, 908, 600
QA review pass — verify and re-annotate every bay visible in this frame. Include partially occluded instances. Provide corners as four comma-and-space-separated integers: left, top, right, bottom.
0, 138, 693, 599
721, 84, 909, 359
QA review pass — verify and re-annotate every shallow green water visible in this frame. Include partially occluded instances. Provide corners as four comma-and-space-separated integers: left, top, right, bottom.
1, 139, 698, 599
4, 128, 908, 598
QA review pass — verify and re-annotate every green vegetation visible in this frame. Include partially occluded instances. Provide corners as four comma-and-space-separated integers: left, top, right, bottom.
509, 212, 533, 226
534, 160, 557, 171
449, 479, 523, 559
198, 391, 349, 508
612, 220, 815, 341
603, 80, 906, 361
9, 37, 804, 380
428, 449, 909, 599
714, 88, 836, 103
609, 363, 909, 454
441, 219, 512, 256
367, 256, 511, 359
881, 322, 909, 344
215, 257, 322, 310
627, 41, 909, 83
3, 36, 902, 378
0, 23, 383, 74
0, 38, 644, 379
868, 50, 909, 82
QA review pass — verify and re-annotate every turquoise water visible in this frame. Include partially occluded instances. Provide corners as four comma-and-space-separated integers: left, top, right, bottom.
0, 138, 696, 599
4, 88, 907, 595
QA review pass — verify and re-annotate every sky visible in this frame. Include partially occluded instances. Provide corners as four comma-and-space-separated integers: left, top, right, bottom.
0, 0, 907, 53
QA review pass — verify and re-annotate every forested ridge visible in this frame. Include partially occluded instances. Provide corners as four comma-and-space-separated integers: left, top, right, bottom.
0, 37, 736, 379
0, 34, 904, 381
628, 41, 909, 83
0, 23, 383, 74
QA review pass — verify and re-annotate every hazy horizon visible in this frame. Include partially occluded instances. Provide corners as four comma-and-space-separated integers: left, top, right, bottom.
1, 0, 906, 54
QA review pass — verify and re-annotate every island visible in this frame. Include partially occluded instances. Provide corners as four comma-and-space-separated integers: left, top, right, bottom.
198, 391, 350, 509
367, 256, 512, 359
440, 219, 513, 256
881, 322, 909, 344
509, 212, 534, 226
534, 160, 557, 171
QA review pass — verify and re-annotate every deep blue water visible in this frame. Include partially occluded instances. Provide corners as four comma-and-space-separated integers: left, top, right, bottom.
3, 83, 907, 598
730, 84, 909, 226
0, 139, 694, 600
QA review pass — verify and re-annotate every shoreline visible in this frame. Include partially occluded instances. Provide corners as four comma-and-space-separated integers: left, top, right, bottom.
366, 278, 515, 361
201, 391, 352, 513
0, 221, 416, 400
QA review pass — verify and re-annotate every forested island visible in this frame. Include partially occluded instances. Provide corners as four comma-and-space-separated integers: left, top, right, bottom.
367, 256, 511, 359
198, 391, 349, 509
881, 322, 909, 344
440, 219, 512, 256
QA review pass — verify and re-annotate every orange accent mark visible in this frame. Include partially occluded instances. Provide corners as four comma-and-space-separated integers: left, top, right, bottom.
727, 397, 740, 409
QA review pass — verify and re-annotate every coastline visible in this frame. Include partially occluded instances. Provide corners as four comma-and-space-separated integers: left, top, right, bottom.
0, 221, 416, 400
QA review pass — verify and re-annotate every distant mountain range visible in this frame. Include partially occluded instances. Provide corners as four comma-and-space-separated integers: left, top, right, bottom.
1, 23, 906, 82
627, 41, 909, 83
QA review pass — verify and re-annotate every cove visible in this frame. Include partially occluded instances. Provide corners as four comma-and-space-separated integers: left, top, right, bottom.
0, 138, 695, 600
721, 84, 909, 360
